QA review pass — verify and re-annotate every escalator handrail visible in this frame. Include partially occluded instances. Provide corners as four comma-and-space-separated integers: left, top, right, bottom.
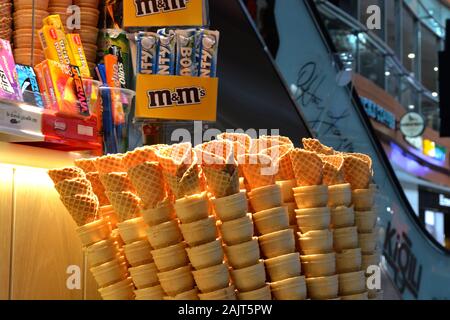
305, 0, 450, 256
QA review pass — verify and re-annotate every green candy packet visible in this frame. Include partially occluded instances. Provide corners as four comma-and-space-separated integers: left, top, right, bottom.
98, 29, 132, 89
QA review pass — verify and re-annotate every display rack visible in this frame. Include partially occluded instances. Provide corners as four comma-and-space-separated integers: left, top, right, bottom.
0, 99, 101, 151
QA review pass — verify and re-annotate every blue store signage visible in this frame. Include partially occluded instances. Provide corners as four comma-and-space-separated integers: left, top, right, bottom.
360, 97, 396, 130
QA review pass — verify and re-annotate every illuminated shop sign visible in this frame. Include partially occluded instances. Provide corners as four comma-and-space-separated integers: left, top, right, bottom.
423, 139, 447, 162
400, 112, 426, 138
439, 194, 450, 207
405, 136, 423, 150
360, 97, 396, 130
405, 137, 446, 163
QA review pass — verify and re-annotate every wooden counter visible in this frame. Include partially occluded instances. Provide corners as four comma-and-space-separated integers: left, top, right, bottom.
0, 143, 100, 300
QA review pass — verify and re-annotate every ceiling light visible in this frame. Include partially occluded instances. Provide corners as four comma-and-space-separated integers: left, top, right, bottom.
408, 53, 415, 59
432, 92, 438, 97
385, 71, 391, 76
434, 67, 439, 71
408, 105, 415, 110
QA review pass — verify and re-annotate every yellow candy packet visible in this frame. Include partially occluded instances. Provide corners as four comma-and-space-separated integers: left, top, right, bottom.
66, 34, 91, 78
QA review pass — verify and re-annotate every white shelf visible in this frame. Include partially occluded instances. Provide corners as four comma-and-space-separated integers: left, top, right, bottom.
0, 99, 44, 143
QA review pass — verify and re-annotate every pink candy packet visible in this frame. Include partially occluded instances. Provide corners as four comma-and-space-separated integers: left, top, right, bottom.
0, 39, 23, 102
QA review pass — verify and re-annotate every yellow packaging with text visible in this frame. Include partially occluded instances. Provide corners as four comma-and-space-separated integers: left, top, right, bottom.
123, 0, 204, 27
135, 74, 218, 121
43, 14, 66, 33
39, 25, 73, 66
66, 34, 91, 78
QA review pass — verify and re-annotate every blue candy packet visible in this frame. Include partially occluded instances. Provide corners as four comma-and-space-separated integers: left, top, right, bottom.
156, 28, 176, 75
16, 64, 44, 108
198, 30, 220, 78
136, 32, 159, 75
175, 29, 200, 76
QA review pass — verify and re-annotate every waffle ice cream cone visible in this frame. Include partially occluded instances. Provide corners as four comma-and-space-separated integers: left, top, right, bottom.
100, 173, 135, 193
157, 143, 192, 177
55, 178, 93, 197
195, 140, 235, 167
107, 191, 141, 222
343, 155, 371, 190
217, 132, 252, 154
74, 158, 97, 173
260, 135, 294, 148
163, 163, 202, 199
128, 162, 166, 208
202, 166, 240, 199
262, 144, 294, 181
250, 136, 293, 154
290, 149, 323, 186
86, 172, 110, 206
195, 140, 240, 198
217, 134, 252, 177
302, 138, 335, 155
350, 153, 372, 170
122, 146, 158, 170
320, 155, 345, 186
349, 152, 373, 177
48, 167, 85, 185
95, 155, 126, 174
322, 162, 344, 186
61, 194, 99, 226
238, 153, 276, 190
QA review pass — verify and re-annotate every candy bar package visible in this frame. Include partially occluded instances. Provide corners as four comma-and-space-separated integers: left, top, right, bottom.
16, 64, 44, 108
99, 29, 131, 89
157, 28, 176, 75
34, 60, 90, 117
136, 32, 159, 75
104, 54, 125, 125
66, 34, 91, 78
198, 30, 220, 78
0, 39, 23, 102
39, 16, 72, 66
43, 15, 66, 33
175, 29, 200, 76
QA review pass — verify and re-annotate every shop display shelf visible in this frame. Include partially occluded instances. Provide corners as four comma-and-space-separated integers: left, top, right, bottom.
0, 99, 101, 152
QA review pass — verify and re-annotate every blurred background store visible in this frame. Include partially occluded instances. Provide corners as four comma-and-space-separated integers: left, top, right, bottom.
313, 0, 450, 249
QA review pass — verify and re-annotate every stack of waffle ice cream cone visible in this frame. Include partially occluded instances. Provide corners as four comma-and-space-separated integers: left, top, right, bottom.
236, 140, 301, 301
126, 152, 179, 300
343, 154, 380, 300
149, 144, 202, 300
49, 165, 132, 300
289, 146, 338, 300
94, 153, 164, 300
299, 139, 377, 300
195, 140, 248, 300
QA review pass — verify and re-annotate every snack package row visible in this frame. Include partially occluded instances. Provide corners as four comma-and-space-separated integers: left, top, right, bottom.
0, 38, 23, 102
39, 15, 91, 79
0, 38, 45, 108
136, 28, 220, 78
34, 59, 92, 117
98, 29, 132, 89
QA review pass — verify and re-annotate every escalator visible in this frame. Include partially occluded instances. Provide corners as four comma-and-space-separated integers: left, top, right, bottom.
207, 0, 450, 299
